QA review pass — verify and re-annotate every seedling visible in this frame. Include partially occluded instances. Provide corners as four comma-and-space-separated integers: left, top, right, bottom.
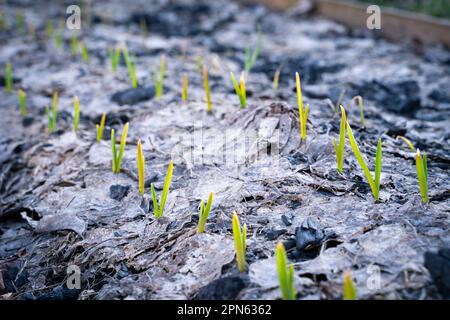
18, 89, 26, 116
80, 42, 89, 62
0, 12, 7, 30
276, 242, 296, 300
70, 36, 79, 56
181, 73, 189, 102
109, 47, 121, 72
15, 11, 25, 34
352, 95, 365, 127
343, 271, 357, 300
232, 212, 247, 272
346, 122, 382, 202
203, 65, 211, 113
140, 17, 148, 37
123, 47, 138, 88
54, 30, 63, 50
111, 122, 129, 174
273, 64, 282, 90
295, 72, 309, 141
332, 105, 347, 173
244, 26, 261, 75
154, 55, 166, 98
46, 92, 58, 133
195, 55, 203, 73
96, 112, 106, 142
416, 149, 429, 204
397, 135, 415, 151
137, 139, 145, 195
5, 63, 12, 93
73, 96, 80, 131
46, 21, 54, 39
197, 192, 214, 234
230, 71, 246, 108
150, 160, 173, 219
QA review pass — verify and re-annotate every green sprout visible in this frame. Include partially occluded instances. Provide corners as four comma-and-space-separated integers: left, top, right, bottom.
54, 30, 63, 50
416, 149, 429, 204
232, 212, 247, 272
140, 17, 148, 37
80, 42, 89, 62
111, 122, 129, 174
273, 64, 282, 90
195, 55, 203, 73
352, 95, 365, 127
276, 242, 296, 300
346, 122, 382, 202
332, 105, 347, 173
295, 72, 309, 141
154, 55, 166, 98
96, 112, 106, 142
137, 139, 145, 195
230, 71, 246, 108
197, 192, 214, 234
397, 135, 415, 151
18, 89, 26, 116
46, 92, 58, 133
203, 65, 211, 113
73, 96, 80, 132
343, 271, 357, 300
123, 47, 138, 88
181, 73, 189, 102
70, 36, 79, 56
5, 63, 12, 93
150, 160, 173, 219
46, 21, 54, 40
0, 12, 8, 30
244, 26, 261, 75
15, 11, 25, 34
109, 47, 121, 72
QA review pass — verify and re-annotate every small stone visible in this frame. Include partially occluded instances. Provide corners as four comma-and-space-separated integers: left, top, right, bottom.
111, 86, 155, 106
109, 184, 130, 201
295, 217, 325, 251
265, 229, 287, 241
281, 214, 292, 226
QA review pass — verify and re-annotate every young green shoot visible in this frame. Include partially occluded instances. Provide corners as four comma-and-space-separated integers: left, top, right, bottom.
70, 36, 79, 56
46, 20, 54, 40
230, 71, 246, 108
150, 160, 173, 219
332, 105, 347, 173
46, 91, 58, 133
397, 135, 415, 151
140, 17, 148, 37
109, 47, 121, 72
54, 30, 63, 50
73, 96, 80, 132
111, 122, 129, 174
5, 63, 12, 93
276, 242, 296, 300
416, 149, 429, 204
244, 26, 261, 75
18, 89, 26, 116
80, 42, 89, 63
137, 139, 145, 195
181, 73, 189, 102
232, 212, 247, 272
203, 64, 211, 113
0, 12, 7, 31
273, 64, 282, 90
96, 112, 106, 142
15, 11, 25, 34
295, 72, 309, 141
346, 122, 382, 202
154, 55, 166, 98
343, 271, 357, 300
352, 95, 365, 127
123, 47, 138, 88
197, 192, 214, 234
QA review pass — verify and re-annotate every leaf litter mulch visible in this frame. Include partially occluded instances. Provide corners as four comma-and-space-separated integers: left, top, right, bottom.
0, 0, 449, 300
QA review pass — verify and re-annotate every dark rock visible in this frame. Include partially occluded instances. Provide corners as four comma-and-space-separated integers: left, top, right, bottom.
265, 228, 287, 240
35, 285, 81, 300
109, 184, 130, 201
429, 87, 450, 104
424, 248, 450, 299
352, 79, 421, 114
22, 115, 34, 127
281, 214, 292, 226
111, 86, 155, 106
282, 238, 297, 251
295, 217, 325, 251
286, 151, 308, 165
194, 277, 246, 300
0, 262, 28, 293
